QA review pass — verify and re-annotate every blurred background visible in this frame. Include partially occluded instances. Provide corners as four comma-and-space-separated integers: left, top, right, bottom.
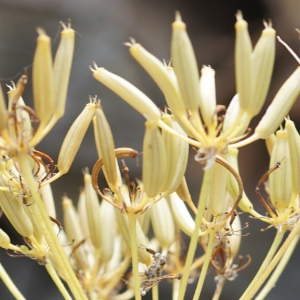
0, 0, 300, 299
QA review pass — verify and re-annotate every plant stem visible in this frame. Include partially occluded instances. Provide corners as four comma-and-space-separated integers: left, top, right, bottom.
16, 153, 87, 300
255, 236, 299, 300
177, 167, 214, 300
193, 233, 216, 300
152, 284, 159, 300
0, 263, 26, 300
127, 213, 141, 300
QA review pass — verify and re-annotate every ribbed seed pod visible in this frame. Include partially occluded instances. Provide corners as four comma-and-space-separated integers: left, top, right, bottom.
94, 106, 119, 194
62, 196, 88, 270
0, 228, 10, 249
92, 66, 161, 121
269, 130, 292, 213
168, 193, 200, 237
115, 209, 150, 265
249, 24, 275, 117
0, 85, 7, 132
138, 209, 151, 236
53, 22, 75, 119
199, 66, 217, 127
265, 133, 276, 156
99, 199, 116, 263
142, 121, 167, 197
207, 161, 228, 217
77, 190, 90, 241
57, 102, 97, 175
33, 28, 54, 127
84, 170, 102, 249
129, 43, 185, 116
226, 148, 255, 214
176, 176, 192, 203
225, 213, 241, 261
105, 235, 122, 273
150, 197, 175, 250
0, 192, 33, 237
285, 120, 300, 194
171, 12, 200, 111
235, 11, 252, 111
40, 182, 56, 219
161, 114, 189, 193
255, 66, 300, 139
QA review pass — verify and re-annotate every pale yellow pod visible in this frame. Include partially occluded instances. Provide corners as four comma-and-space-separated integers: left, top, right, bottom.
0, 192, 33, 237
0, 228, 10, 249
99, 199, 116, 263
150, 197, 175, 249
171, 12, 200, 111
53, 22, 75, 119
249, 25, 276, 117
115, 209, 151, 265
84, 170, 102, 249
225, 213, 241, 261
92, 66, 161, 121
285, 120, 300, 194
142, 121, 167, 197
235, 11, 252, 111
33, 28, 54, 126
62, 196, 88, 270
129, 43, 185, 116
0, 85, 7, 132
57, 102, 97, 175
255, 66, 300, 139
269, 130, 292, 213
161, 115, 189, 193
168, 192, 200, 237
77, 190, 90, 241
40, 180, 56, 219
265, 133, 276, 157
138, 209, 151, 236
199, 66, 217, 127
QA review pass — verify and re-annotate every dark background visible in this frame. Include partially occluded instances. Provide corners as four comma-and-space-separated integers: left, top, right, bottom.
0, 0, 300, 299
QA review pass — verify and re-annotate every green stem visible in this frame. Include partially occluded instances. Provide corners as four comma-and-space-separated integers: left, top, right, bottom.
16, 153, 87, 300
0, 262, 26, 300
127, 213, 141, 300
177, 167, 214, 300
192, 233, 216, 300
255, 236, 299, 300
240, 229, 285, 300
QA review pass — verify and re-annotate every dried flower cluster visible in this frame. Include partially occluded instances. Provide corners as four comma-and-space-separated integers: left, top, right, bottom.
1, 11, 300, 300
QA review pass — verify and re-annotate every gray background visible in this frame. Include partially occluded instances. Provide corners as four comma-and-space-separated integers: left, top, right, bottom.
0, 0, 300, 299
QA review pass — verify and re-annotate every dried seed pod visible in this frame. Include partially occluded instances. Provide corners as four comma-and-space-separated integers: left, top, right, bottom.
235, 11, 252, 111
142, 121, 166, 198
171, 12, 200, 111
53, 22, 75, 119
57, 102, 97, 175
77, 190, 90, 241
269, 130, 292, 213
0, 228, 10, 249
33, 28, 54, 127
92, 66, 161, 121
150, 197, 175, 250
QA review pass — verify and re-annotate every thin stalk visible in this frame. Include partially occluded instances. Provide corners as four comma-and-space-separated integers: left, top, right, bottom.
86, 248, 101, 291
192, 233, 216, 300
0, 263, 26, 300
240, 229, 285, 300
177, 167, 214, 300
45, 263, 72, 300
255, 236, 299, 300
152, 284, 159, 300
212, 276, 226, 300
127, 213, 141, 300
16, 153, 87, 300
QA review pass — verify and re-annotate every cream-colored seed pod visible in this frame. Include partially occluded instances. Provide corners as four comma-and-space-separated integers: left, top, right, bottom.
199, 66, 217, 127
0, 192, 33, 238
40, 180, 56, 219
285, 120, 300, 194
265, 133, 276, 156
249, 24, 276, 117
57, 102, 97, 175
77, 190, 90, 241
142, 121, 167, 197
53, 22, 75, 119
150, 197, 175, 250
269, 130, 292, 213
235, 11, 252, 111
0, 228, 10, 249
255, 66, 300, 139
171, 12, 200, 111
225, 213, 241, 261
138, 209, 151, 236
84, 171, 102, 249
99, 199, 116, 263
92, 66, 161, 121
33, 28, 54, 127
